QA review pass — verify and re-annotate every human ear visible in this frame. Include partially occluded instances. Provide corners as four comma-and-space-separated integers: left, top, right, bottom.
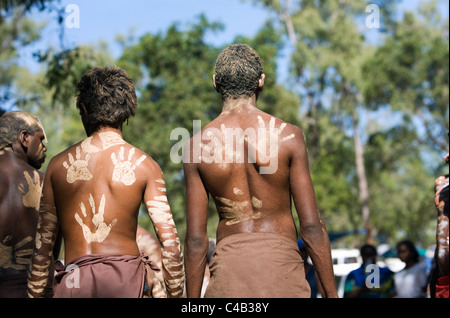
258, 74, 265, 89
18, 130, 30, 148
212, 74, 219, 93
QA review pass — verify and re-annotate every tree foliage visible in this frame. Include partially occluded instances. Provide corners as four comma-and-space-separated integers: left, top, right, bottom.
363, 3, 449, 152
0, 0, 58, 15
3, 1, 448, 249
0, 5, 45, 107
244, 0, 448, 247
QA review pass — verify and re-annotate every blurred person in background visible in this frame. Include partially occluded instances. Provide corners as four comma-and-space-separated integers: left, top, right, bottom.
344, 244, 395, 298
393, 240, 427, 298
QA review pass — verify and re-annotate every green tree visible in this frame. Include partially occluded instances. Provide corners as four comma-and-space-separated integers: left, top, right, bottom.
246, 0, 380, 243
363, 1, 449, 154
361, 1, 449, 246
364, 126, 437, 246
0, 5, 45, 108
0, 0, 58, 13
244, 0, 445, 248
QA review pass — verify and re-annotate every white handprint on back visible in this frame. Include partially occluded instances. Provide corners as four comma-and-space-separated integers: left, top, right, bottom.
111, 147, 146, 186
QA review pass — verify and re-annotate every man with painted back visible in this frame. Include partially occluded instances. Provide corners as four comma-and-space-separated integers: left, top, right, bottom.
183, 44, 337, 298
27, 66, 184, 298
0, 111, 48, 297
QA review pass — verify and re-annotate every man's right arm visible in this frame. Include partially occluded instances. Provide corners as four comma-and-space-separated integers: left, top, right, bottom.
288, 127, 338, 298
27, 165, 58, 298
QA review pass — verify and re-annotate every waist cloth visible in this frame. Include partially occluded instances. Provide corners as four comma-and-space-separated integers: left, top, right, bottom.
53, 253, 160, 298
205, 232, 311, 298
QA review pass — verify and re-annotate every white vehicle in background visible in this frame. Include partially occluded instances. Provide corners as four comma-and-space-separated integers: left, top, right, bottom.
331, 249, 361, 298
332, 248, 361, 277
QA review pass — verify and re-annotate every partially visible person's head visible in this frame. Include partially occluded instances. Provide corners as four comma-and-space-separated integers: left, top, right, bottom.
214, 44, 264, 100
0, 111, 47, 169
360, 244, 377, 265
76, 66, 138, 134
396, 240, 420, 264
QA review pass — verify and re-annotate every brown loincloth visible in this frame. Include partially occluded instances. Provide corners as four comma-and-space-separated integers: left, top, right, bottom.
205, 232, 311, 298
53, 253, 160, 298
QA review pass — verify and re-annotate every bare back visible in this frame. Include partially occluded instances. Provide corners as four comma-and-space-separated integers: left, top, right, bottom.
184, 102, 336, 298
45, 130, 164, 263
191, 103, 313, 243
0, 150, 43, 296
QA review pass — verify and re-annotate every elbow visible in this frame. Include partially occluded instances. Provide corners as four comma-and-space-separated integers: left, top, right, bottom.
185, 233, 209, 252
300, 223, 329, 246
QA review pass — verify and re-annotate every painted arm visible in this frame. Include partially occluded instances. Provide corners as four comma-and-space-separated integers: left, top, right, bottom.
144, 164, 184, 298
289, 128, 338, 298
27, 167, 58, 298
183, 152, 209, 298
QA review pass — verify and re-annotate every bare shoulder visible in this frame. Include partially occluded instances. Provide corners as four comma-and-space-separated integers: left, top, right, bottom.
281, 121, 305, 145
45, 143, 81, 174
271, 117, 307, 161
129, 146, 163, 176
261, 113, 306, 145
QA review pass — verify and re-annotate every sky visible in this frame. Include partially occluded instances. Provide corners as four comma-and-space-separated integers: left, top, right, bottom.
22, 0, 449, 83
59, 0, 270, 48
23, 0, 271, 72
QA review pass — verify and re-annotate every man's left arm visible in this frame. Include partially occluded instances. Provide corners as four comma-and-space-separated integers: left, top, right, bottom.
183, 147, 210, 298
289, 127, 338, 298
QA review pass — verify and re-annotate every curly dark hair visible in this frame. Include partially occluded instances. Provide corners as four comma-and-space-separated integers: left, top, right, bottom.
214, 44, 263, 100
0, 111, 46, 150
76, 66, 138, 132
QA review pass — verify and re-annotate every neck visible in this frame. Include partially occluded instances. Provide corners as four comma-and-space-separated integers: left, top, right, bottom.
222, 96, 258, 113
88, 126, 123, 138
1, 146, 28, 166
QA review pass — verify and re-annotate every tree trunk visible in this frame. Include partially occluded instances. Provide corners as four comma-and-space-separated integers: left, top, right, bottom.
280, 0, 298, 46
353, 120, 374, 244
